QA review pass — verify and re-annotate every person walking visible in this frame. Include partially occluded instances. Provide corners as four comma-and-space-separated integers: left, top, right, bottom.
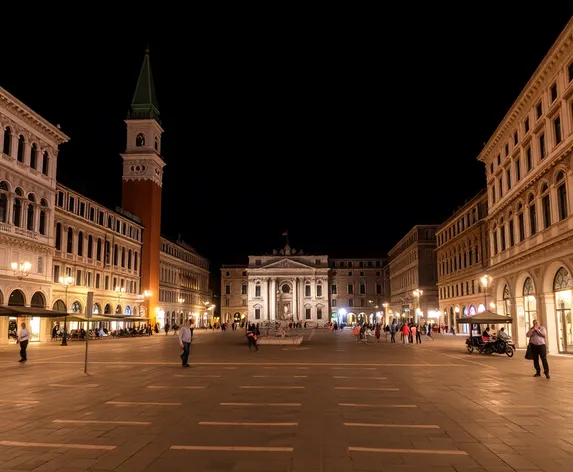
246, 323, 258, 351
390, 321, 396, 343
415, 324, 422, 344
178, 320, 192, 368
527, 319, 549, 379
17, 322, 30, 362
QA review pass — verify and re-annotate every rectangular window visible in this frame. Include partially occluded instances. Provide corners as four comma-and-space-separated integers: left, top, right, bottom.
500, 227, 506, 252
509, 219, 515, 247
530, 204, 537, 236
558, 184, 568, 221
96, 273, 100, 289
69, 197, 75, 212
57, 192, 64, 207
76, 269, 82, 286
536, 102, 543, 119
550, 83, 557, 102
225, 285, 231, 295
515, 158, 521, 181
554, 116, 562, 144
359, 284, 365, 295
348, 298, 353, 307
376, 283, 382, 294
255, 308, 260, 320
331, 284, 337, 294
315, 259, 321, 265
89, 207, 95, 221
305, 285, 311, 297
53, 265, 60, 283
305, 308, 311, 320
360, 298, 365, 307
513, 130, 518, 145
105, 275, 109, 290
490, 163, 494, 174
347, 284, 353, 295
542, 194, 551, 228
241, 284, 247, 295
569, 61, 573, 82
98, 212, 104, 225
491, 185, 496, 204
331, 299, 337, 307
242, 299, 246, 306
224, 298, 229, 307
255, 285, 261, 297
493, 230, 498, 255
317, 285, 322, 297
505, 144, 509, 156
518, 213, 525, 242
86, 272, 92, 287
526, 147, 532, 171
317, 307, 322, 320
506, 168, 511, 190
498, 177, 503, 198
80, 202, 85, 217
497, 154, 501, 165
539, 134, 546, 159
525, 117, 530, 133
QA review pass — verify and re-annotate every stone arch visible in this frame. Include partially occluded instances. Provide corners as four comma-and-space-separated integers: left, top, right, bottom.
53, 299, 66, 312
542, 260, 573, 294
8, 289, 25, 306
0, 288, 3, 305
494, 277, 511, 302
104, 303, 112, 314
30, 291, 46, 308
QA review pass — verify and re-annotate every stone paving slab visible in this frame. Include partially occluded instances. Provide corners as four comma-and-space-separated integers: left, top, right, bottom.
0, 330, 572, 471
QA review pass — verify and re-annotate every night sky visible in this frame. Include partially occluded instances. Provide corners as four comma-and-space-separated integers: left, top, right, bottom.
2, 10, 572, 290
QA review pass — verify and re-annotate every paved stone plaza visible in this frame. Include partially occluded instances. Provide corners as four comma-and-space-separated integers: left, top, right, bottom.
0, 328, 572, 472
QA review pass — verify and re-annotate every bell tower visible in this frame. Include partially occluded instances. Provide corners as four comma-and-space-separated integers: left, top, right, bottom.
121, 49, 164, 324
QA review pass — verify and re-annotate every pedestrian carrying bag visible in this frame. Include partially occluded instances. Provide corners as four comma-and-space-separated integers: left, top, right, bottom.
525, 344, 534, 360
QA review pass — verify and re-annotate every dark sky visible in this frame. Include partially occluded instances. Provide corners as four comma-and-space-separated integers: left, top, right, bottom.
2, 9, 572, 281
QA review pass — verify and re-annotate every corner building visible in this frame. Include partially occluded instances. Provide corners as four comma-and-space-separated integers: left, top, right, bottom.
478, 18, 573, 351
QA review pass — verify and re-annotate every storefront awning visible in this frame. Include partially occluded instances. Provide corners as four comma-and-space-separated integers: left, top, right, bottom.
0, 306, 66, 317
100, 315, 149, 322
455, 310, 513, 324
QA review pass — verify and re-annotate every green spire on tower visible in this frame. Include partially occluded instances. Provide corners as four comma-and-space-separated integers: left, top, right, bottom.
128, 48, 160, 121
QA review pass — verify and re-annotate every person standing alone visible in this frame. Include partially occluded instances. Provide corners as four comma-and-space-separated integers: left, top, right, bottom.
527, 319, 550, 379
179, 320, 192, 368
17, 322, 29, 362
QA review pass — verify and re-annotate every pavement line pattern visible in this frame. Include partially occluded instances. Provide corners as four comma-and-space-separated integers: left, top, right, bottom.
223, 367, 236, 369
48, 384, 100, 388
34, 361, 467, 367
146, 386, 205, 389
53, 420, 151, 425
220, 402, 302, 407
333, 376, 387, 380
199, 422, 298, 427
339, 403, 417, 408
0, 440, 116, 450
174, 374, 221, 378
344, 423, 440, 429
438, 351, 497, 369
348, 447, 467, 455
240, 386, 305, 389
171, 445, 294, 452
253, 375, 307, 378
335, 387, 399, 391
106, 401, 181, 406
0, 400, 39, 404
331, 367, 376, 370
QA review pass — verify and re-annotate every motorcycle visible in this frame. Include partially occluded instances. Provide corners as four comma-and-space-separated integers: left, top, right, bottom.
466, 336, 515, 357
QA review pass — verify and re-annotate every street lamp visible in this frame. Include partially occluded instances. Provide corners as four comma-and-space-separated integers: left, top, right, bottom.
412, 289, 423, 324
382, 302, 389, 325
480, 275, 492, 312
115, 286, 126, 314
58, 275, 73, 346
11, 261, 31, 280
143, 290, 152, 320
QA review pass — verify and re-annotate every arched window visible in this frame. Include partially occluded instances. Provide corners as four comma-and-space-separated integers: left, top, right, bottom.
527, 193, 537, 236
87, 235, 93, 258
71, 301, 82, 313
115, 304, 122, 314
121, 247, 125, 267
31, 291, 46, 308
96, 238, 102, 261
77, 231, 84, 256
105, 241, 111, 264
53, 299, 66, 312
67, 227, 73, 253
127, 249, 132, 269
541, 183, 551, 229
0, 188, 7, 223
554, 267, 573, 291
26, 194, 35, 231
104, 303, 112, 314
42, 151, 49, 176
8, 289, 25, 306
136, 133, 145, 146
17, 135, 25, 162
305, 281, 311, 297
113, 244, 118, 265
3, 126, 12, 155
556, 171, 568, 221
39, 199, 47, 235
55, 222, 62, 249
134, 252, 138, 273
503, 285, 511, 316
13, 195, 22, 228
523, 277, 536, 334
93, 303, 101, 314
125, 305, 132, 315
30, 143, 37, 169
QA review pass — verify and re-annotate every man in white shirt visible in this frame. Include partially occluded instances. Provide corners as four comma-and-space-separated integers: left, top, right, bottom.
179, 320, 192, 367
17, 322, 30, 362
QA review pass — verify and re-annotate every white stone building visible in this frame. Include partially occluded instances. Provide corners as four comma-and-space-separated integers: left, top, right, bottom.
52, 184, 144, 323
478, 19, 573, 352
0, 87, 69, 342
159, 237, 212, 328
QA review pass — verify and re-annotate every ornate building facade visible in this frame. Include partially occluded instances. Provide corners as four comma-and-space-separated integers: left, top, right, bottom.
0, 87, 69, 342
387, 225, 439, 324
436, 191, 489, 333
158, 237, 211, 328
220, 266, 248, 324
478, 19, 573, 351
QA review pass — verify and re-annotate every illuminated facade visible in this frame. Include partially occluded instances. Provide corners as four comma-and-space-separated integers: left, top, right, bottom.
478, 19, 573, 351
436, 191, 489, 333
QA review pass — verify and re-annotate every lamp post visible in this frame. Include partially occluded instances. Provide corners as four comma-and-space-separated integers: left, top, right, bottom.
11, 261, 31, 280
412, 289, 423, 325
115, 286, 126, 314
178, 296, 185, 326
143, 289, 152, 320
382, 302, 389, 326
59, 276, 73, 346
479, 275, 492, 312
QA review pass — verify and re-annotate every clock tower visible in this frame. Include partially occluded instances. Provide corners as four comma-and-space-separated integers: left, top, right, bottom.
121, 49, 164, 324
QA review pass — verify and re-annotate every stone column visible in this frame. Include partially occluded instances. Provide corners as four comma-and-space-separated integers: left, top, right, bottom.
263, 277, 269, 319
542, 292, 557, 354
292, 277, 297, 321
269, 278, 276, 320
10, 132, 18, 158
299, 278, 304, 321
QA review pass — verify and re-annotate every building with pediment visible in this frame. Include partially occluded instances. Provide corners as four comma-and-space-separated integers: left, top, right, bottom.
221, 244, 387, 325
